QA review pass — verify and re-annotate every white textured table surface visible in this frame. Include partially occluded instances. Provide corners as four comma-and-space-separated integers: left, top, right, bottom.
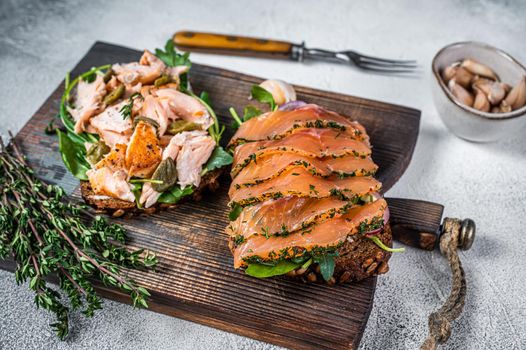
1, 1, 525, 349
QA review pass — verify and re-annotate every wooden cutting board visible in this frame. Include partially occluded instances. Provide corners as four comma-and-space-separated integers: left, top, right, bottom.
0, 42, 443, 350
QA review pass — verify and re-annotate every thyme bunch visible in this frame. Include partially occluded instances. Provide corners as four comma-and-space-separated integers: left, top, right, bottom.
0, 134, 157, 340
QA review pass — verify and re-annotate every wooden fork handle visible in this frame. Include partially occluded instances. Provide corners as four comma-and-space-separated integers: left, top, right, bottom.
173, 31, 294, 59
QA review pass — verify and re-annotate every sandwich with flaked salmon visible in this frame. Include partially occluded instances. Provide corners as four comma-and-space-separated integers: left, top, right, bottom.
56, 40, 232, 215
226, 80, 404, 284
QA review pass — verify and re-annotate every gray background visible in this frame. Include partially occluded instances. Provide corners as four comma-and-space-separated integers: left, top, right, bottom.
1, 0, 525, 349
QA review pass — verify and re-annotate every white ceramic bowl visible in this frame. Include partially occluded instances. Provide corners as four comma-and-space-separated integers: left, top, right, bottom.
431, 41, 526, 142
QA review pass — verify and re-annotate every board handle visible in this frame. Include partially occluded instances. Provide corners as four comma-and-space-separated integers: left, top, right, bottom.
173, 31, 294, 59
386, 197, 475, 251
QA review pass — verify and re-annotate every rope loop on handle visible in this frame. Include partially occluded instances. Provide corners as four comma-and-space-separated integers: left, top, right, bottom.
420, 218, 467, 350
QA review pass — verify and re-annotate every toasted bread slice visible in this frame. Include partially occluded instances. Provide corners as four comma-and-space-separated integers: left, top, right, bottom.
80, 167, 224, 217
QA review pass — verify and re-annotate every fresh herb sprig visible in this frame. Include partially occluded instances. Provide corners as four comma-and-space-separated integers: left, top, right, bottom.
154, 39, 191, 92
0, 136, 157, 340
120, 92, 142, 120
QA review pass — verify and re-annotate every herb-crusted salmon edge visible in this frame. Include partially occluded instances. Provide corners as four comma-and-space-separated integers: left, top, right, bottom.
80, 167, 224, 217
229, 222, 392, 284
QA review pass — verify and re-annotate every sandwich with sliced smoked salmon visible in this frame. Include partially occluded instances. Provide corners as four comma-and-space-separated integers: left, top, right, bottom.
226, 80, 404, 284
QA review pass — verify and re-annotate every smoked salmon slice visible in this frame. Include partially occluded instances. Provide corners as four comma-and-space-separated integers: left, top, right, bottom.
231, 128, 372, 177
227, 196, 356, 239
229, 167, 381, 206
228, 104, 368, 148
230, 153, 378, 190
233, 199, 387, 268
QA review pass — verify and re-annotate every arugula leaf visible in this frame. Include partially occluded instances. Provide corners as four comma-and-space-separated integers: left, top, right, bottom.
228, 105, 263, 129
203, 146, 233, 174
301, 258, 313, 270
158, 185, 194, 204
368, 236, 406, 253
243, 105, 263, 121
245, 260, 302, 278
130, 183, 143, 209
314, 254, 336, 281
251, 85, 276, 111
57, 130, 91, 180
199, 91, 211, 106
229, 203, 243, 221
82, 70, 97, 83
229, 107, 243, 129
154, 39, 192, 68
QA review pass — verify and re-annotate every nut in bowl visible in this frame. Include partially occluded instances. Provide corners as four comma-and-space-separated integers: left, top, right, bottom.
431, 41, 526, 142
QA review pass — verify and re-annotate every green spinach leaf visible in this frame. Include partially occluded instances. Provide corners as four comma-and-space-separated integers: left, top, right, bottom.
243, 105, 263, 122
158, 185, 194, 204
245, 260, 302, 278
57, 130, 91, 180
314, 254, 336, 282
203, 146, 233, 174
251, 85, 276, 111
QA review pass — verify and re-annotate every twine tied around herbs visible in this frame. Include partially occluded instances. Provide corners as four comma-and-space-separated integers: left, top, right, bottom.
420, 218, 468, 350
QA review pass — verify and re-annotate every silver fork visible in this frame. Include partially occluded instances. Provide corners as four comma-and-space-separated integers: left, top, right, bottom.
173, 32, 418, 74
293, 45, 418, 73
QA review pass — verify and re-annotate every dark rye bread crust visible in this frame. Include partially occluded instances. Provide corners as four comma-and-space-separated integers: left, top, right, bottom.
80, 168, 224, 217
230, 223, 392, 285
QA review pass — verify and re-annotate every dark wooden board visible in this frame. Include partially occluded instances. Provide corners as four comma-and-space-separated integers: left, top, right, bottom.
1, 42, 430, 350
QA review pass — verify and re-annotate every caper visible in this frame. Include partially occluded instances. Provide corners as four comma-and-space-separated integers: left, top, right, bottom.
151, 158, 177, 192
133, 116, 159, 130
103, 68, 114, 83
86, 140, 110, 164
103, 84, 125, 105
154, 74, 171, 87
167, 119, 201, 135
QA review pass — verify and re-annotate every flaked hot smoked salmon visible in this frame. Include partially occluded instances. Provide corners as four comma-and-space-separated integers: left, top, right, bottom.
95, 144, 127, 171
233, 199, 387, 268
112, 50, 165, 85
229, 104, 368, 148
62, 44, 223, 211
231, 128, 372, 177
89, 101, 133, 148
231, 153, 377, 190
139, 130, 215, 207
86, 167, 135, 202
229, 167, 381, 206
125, 121, 162, 178
68, 75, 107, 134
154, 88, 213, 129
141, 95, 171, 136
